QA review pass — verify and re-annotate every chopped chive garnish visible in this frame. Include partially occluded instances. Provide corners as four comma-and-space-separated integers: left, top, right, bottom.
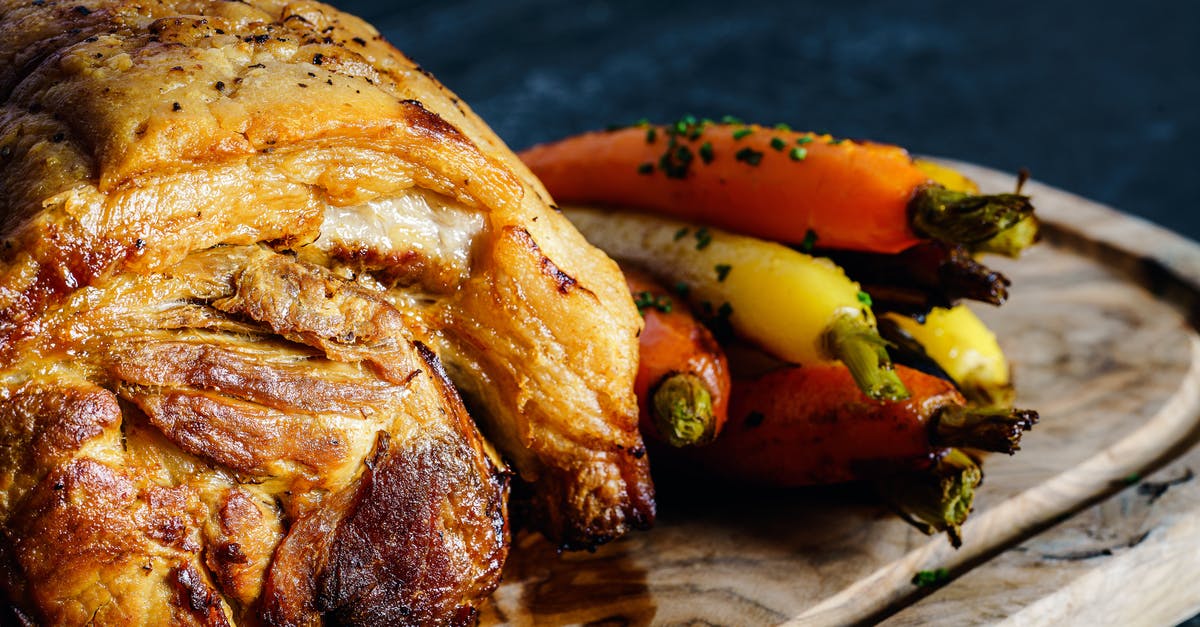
912, 569, 949, 587
699, 141, 714, 164
694, 227, 712, 250
735, 147, 763, 166
646, 127, 657, 143
633, 291, 673, 315
674, 281, 690, 296
674, 227, 690, 241
658, 137, 694, 179
796, 136, 814, 145
774, 123, 792, 131
721, 115, 743, 124
770, 137, 787, 151
715, 264, 732, 282
789, 146, 808, 161
638, 162, 655, 175
800, 228, 818, 253
857, 291, 873, 307
732, 128, 753, 140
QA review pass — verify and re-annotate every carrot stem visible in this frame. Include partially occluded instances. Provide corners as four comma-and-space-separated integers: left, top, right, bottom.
879, 448, 982, 548
975, 214, 1040, 257
651, 373, 718, 447
932, 405, 1038, 454
909, 186, 1037, 257
824, 314, 909, 401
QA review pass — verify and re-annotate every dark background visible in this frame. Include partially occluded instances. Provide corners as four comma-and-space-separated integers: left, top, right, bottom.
334, 0, 1199, 240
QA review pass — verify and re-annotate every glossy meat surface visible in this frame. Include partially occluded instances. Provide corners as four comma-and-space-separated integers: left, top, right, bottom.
3, 247, 509, 624
0, 0, 652, 622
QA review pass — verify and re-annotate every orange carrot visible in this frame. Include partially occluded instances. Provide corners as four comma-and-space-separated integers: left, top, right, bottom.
626, 268, 730, 446
688, 363, 1035, 486
521, 119, 1035, 255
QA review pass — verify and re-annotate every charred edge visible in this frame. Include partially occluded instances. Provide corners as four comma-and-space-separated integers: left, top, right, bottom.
214, 542, 248, 565
170, 563, 231, 626
933, 406, 1037, 455
0, 234, 126, 357
411, 342, 445, 388
512, 228, 595, 297
542, 257, 577, 294
398, 99, 470, 146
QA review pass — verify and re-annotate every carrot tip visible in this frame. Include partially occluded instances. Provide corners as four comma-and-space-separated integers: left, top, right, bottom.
879, 448, 981, 549
933, 406, 1038, 454
975, 215, 1040, 258
910, 185, 1038, 256
651, 373, 718, 447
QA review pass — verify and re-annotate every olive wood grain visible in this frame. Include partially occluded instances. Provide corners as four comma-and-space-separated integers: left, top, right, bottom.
480, 162, 1200, 626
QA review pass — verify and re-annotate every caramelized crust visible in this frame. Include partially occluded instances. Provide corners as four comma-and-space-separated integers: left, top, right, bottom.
1, 247, 510, 624
0, 0, 652, 622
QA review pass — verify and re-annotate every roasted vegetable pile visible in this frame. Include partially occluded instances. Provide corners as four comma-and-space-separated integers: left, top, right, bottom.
522, 117, 1040, 546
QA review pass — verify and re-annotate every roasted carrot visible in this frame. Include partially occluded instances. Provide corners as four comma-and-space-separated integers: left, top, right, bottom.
520, 118, 1037, 256
688, 364, 1035, 487
683, 363, 1033, 544
626, 268, 731, 447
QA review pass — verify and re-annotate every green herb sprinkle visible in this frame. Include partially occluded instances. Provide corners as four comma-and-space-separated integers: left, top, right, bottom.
800, 229, 818, 253
735, 147, 764, 166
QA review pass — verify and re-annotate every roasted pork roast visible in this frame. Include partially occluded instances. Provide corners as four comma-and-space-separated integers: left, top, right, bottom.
0, 0, 653, 623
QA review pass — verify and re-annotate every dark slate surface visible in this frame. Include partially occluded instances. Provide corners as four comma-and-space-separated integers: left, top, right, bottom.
335, 0, 1200, 241
330, 1, 1200, 621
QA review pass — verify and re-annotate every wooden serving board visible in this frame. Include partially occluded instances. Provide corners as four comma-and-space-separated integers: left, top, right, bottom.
479, 162, 1200, 626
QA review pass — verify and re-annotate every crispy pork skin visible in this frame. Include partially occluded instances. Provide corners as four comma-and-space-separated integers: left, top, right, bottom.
0, 0, 652, 622
3, 247, 509, 624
